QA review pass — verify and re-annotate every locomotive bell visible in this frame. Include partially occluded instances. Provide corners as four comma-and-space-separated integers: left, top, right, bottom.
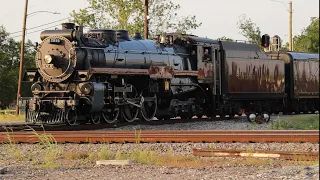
160, 35, 166, 44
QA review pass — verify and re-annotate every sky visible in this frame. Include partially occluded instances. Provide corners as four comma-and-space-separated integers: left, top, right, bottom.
0, 0, 318, 44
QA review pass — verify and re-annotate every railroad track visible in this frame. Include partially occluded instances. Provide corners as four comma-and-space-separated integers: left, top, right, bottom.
0, 130, 318, 144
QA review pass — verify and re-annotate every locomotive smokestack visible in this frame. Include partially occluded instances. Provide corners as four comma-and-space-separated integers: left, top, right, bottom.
62, 23, 75, 30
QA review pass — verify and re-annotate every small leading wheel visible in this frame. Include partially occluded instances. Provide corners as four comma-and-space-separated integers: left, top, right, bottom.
102, 106, 120, 124
141, 94, 157, 121
66, 108, 78, 126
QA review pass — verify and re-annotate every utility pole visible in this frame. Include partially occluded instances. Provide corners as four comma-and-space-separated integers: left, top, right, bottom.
143, 0, 149, 39
289, 1, 293, 51
16, 0, 28, 115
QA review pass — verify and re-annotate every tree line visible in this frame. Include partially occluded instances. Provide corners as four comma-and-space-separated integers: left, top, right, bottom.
0, 0, 318, 108
0, 25, 35, 108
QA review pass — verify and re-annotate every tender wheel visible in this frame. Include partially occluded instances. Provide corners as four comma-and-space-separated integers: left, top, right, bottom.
141, 94, 157, 121
90, 113, 101, 124
66, 108, 78, 126
247, 112, 256, 123
255, 113, 265, 124
102, 106, 120, 124
262, 112, 271, 123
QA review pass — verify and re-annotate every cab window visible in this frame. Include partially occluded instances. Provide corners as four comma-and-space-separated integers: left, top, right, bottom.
202, 47, 212, 62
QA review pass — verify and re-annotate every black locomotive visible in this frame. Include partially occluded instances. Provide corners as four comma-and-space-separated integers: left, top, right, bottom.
20, 23, 319, 125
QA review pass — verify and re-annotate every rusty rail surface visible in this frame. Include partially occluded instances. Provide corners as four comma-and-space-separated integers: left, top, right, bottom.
0, 130, 318, 144
193, 148, 319, 161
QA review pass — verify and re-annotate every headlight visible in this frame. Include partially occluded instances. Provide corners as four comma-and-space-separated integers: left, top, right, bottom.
44, 54, 54, 64
31, 83, 43, 95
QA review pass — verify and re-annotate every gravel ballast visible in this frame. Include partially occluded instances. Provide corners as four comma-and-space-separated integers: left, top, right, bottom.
0, 142, 318, 180
102, 115, 313, 131
1, 164, 319, 180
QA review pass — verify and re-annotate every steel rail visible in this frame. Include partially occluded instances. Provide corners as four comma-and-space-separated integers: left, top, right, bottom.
0, 130, 318, 143
2, 130, 318, 135
193, 148, 319, 161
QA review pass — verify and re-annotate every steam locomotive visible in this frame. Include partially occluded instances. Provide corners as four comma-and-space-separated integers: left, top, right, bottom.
20, 23, 319, 125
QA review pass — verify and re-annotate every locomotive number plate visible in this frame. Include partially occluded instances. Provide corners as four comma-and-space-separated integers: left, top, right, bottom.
42, 64, 54, 69
49, 38, 61, 44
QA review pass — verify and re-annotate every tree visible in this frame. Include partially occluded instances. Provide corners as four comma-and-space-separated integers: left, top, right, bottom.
293, 17, 319, 53
237, 14, 262, 45
70, 0, 202, 38
0, 25, 36, 107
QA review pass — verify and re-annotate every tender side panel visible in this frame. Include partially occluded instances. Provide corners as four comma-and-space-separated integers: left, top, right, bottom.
225, 58, 285, 98
293, 60, 319, 98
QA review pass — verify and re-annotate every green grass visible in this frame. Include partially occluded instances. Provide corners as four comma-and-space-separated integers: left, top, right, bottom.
269, 114, 319, 130
0, 109, 25, 123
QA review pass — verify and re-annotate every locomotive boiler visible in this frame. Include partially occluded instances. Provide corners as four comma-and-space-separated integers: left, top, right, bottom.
23, 23, 205, 125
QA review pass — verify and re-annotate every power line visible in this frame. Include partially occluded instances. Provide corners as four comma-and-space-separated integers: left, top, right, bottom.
268, 0, 290, 12
9, 17, 72, 35
11, 23, 62, 38
9, 7, 94, 36
13, 17, 70, 34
